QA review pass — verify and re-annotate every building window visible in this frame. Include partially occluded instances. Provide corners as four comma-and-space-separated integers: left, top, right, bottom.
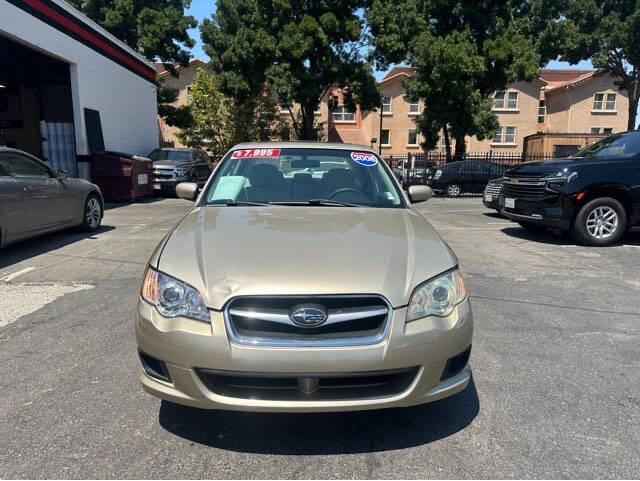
332, 105, 355, 122
493, 126, 517, 145
593, 93, 617, 112
494, 91, 518, 110
380, 129, 390, 146
404, 96, 420, 114
605, 93, 616, 110
603, 127, 613, 134
538, 100, 546, 124
382, 96, 392, 114
407, 129, 418, 145
591, 127, 601, 134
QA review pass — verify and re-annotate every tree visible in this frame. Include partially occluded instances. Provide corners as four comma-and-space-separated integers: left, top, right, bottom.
367, 1, 542, 159
200, 0, 380, 140
176, 68, 232, 155
177, 68, 283, 154
540, 0, 640, 130
65, 0, 196, 66
157, 81, 193, 129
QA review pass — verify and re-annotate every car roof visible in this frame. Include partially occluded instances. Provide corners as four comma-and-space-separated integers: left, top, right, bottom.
230, 141, 376, 152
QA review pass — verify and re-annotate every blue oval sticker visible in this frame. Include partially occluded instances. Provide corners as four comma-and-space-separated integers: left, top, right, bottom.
351, 152, 378, 167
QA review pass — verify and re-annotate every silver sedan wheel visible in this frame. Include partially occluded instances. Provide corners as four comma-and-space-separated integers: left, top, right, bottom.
586, 206, 618, 239
86, 198, 102, 228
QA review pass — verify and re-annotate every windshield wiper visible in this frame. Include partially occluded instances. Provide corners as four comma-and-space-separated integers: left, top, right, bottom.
207, 199, 269, 206
269, 199, 362, 207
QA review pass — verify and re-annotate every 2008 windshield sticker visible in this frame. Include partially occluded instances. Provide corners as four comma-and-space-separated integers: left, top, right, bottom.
231, 148, 281, 159
351, 152, 378, 167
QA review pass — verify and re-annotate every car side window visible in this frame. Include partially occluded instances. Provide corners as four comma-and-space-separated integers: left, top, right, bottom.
0, 153, 51, 178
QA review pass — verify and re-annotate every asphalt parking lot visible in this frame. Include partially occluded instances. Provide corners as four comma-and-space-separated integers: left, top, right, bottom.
1, 197, 639, 478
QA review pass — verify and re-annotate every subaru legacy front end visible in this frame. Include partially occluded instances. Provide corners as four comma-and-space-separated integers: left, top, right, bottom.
135, 143, 473, 412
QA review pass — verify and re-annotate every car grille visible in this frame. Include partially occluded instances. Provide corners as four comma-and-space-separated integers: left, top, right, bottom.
196, 367, 419, 401
153, 168, 175, 179
484, 182, 503, 196
224, 295, 390, 347
502, 177, 547, 198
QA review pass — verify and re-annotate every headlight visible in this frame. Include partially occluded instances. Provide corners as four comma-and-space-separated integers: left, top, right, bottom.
174, 167, 189, 177
407, 269, 468, 321
141, 267, 210, 322
434, 169, 442, 180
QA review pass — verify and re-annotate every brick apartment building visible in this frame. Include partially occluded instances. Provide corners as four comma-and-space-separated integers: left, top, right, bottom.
323, 67, 629, 157
159, 63, 629, 157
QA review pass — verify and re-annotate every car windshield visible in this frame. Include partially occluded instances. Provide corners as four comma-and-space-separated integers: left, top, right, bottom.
150, 149, 192, 162
202, 147, 404, 208
572, 131, 640, 159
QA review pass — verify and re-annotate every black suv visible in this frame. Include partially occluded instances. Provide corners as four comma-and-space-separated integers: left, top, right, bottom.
428, 160, 511, 196
501, 130, 640, 246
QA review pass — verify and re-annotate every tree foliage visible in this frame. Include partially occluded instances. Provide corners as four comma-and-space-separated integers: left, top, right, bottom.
157, 81, 193, 128
539, 0, 640, 130
200, 0, 380, 140
66, 0, 196, 66
177, 68, 283, 154
368, 0, 542, 159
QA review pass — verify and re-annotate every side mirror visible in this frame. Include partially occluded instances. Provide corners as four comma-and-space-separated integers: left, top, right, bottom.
408, 185, 432, 204
57, 169, 68, 179
176, 182, 199, 201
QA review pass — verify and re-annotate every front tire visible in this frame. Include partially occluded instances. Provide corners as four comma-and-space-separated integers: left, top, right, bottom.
446, 183, 462, 197
572, 197, 626, 246
82, 193, 103, 232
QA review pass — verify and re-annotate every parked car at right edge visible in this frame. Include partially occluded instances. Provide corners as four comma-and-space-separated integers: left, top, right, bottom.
501, 130, 640, 246
149, 148, 213, 195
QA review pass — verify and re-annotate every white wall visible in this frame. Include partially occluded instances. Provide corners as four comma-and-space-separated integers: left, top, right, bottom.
0, 0, 158, 157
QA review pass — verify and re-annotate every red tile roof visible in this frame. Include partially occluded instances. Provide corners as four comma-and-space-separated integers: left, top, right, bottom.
382, 66, 414, 80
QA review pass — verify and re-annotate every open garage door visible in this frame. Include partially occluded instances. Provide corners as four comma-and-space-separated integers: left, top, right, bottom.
0, 35, 77, 175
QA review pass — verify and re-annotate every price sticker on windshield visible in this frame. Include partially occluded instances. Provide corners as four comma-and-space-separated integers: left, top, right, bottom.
351, 152, 378, 167
231, 148, 281, 159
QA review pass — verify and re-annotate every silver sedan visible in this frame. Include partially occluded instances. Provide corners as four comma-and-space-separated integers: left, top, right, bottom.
0, 147, 103, 248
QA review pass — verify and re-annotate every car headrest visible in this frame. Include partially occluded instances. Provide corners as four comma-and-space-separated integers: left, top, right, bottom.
323, 168, 356, 190
247, 163, 285, 187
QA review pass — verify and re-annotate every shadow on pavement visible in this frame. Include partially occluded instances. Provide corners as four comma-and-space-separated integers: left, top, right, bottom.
104, 196, 176, 211
0, 225, 115, 269
158, 377, 479, 454
501, 225, 640, 247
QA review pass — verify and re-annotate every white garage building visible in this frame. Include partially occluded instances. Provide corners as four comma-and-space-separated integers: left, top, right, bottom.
0, 0, 158, 176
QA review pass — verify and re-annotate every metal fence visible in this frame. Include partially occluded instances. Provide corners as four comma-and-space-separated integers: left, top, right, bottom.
384, 151, 555, 196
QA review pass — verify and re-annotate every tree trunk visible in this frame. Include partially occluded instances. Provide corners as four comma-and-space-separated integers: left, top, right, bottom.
628, 88, 639, 131
443, 125, 452, 163
453, 132, 466, 161
300, 106, 317, 140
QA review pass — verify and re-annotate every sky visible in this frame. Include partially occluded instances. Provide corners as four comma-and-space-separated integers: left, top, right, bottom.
185, 0, 595, 77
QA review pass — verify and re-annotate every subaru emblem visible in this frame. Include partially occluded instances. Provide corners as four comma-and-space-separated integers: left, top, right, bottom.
289, 304, 328, 328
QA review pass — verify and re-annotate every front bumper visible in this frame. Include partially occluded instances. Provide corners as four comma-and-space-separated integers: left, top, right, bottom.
152, 177, 190, 194
500, 194, 572, 231
135, 298, 473, 412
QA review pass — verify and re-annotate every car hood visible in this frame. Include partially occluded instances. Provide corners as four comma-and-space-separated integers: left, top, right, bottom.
157, 206, 458, 309
505, 157, 580, 175
153, 160, 189, 168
